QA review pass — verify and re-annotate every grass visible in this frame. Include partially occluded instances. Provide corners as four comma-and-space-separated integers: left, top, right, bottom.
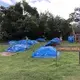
0, 41, 80, 80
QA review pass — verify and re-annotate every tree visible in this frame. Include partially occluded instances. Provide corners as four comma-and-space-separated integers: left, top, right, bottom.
39, 12, 70, 39
69, 7, 80, 41
22, 0, 39, 18
0, 2, 70, 40
0, 1, 40, 40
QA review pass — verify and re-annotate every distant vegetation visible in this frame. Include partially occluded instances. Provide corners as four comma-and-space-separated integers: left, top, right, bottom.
0, 1, 71, 41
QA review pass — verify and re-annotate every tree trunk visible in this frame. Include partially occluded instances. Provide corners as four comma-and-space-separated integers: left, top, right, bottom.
72, 26, 76, 41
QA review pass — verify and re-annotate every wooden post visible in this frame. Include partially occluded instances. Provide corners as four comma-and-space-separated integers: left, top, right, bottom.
56, 51, 58, 66
79, 52, 80, 64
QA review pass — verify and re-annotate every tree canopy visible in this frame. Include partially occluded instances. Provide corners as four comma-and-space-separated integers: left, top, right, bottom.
0, 1, 71, 41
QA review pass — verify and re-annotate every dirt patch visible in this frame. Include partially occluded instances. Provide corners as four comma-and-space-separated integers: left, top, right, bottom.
0, 52, 16, 56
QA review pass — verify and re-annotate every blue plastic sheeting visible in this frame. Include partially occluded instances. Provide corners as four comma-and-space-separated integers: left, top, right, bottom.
5, 44, 30, 53
8, 40, 27, 45
45, 38, 61, 46
32, 46, 60, 58
27, 40, 38, 45
6, 40, 38, 52
18, 40, 28, 44
18, 40, 38, 45
9, 41, 18, 46
9, 40, 38, 45
51, 38, 61, 44
36, 38, 45, 42
68, 36, 75, 43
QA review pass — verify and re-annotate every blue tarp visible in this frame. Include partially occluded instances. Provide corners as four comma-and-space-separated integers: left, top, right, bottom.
9, 40, 38, 45
36, 38, 45, 42
27, 40, 38, 45
5, 44, 30, 52
68, 36, 75, 43
18, 40, 28, 44
45, 38, 61, 46
32, 46, 60, 58
9, 41, 18, 46
6, 40, 38, 52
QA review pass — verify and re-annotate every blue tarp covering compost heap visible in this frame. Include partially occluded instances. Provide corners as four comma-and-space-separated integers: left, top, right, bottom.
6, 40, 38, 52
27, 40, 38, 45
32, 46, 60, 58
45, 38, 61, 46
9, 41, 18, 46
68, 35, 75, 43
36, 38, 45, 42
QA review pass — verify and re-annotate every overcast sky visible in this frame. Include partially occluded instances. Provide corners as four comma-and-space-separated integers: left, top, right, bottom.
0, 0, 80, 19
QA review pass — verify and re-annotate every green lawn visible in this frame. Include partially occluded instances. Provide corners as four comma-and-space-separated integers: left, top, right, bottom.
0, 41, 80, 80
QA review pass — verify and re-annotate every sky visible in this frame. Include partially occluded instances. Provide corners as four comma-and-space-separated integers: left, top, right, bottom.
0, 0, 80, 19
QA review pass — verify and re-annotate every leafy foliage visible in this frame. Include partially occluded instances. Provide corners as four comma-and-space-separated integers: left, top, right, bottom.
0, 1, 71, 40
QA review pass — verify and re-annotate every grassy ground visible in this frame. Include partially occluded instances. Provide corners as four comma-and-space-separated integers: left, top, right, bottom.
0, 41, 80, 80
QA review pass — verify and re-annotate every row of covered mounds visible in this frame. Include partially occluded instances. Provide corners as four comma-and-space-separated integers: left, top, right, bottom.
32, 38, 61, 58
5, 40, 38, 53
